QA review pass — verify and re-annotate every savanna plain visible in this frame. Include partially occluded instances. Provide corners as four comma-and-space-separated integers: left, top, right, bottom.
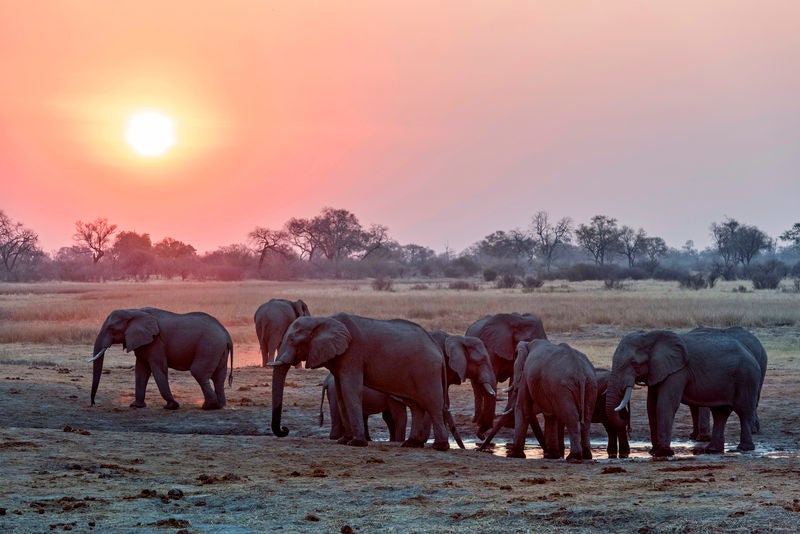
1, 279, 799, 533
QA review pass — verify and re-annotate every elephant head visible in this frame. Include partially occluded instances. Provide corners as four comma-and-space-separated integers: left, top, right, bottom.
292, 299, 310, 318
88, 309, 160, 405
268, 316, 351, 436
467, 313, 547, 382
606, 329, 687, 429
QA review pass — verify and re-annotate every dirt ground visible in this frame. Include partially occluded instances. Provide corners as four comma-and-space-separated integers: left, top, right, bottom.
1, 330, 799, 533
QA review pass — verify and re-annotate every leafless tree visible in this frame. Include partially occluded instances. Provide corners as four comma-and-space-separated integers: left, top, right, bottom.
248, 227, 291, 268
619, 226, 647, 268
0, 210, 41, 278
530, 211, 572, 272
575, 215, 621, 266
73, 218, 117, 264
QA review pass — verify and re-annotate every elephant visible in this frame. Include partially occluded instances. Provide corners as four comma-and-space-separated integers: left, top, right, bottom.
427, 330, 497, 440
88, 307, 233, 410
268, 313, 463, 451
320, 373, 407, 442
254, 298, 310, 366
606, 329, 761, 457
465, 312, 547, 421
507, 339, 597, 462
689, 327, 767, 441
478, 365, 630, 459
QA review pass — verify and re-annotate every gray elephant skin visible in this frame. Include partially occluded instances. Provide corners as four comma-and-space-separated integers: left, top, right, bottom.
465, 312, 547, 420
606, 328, 761, 457
254, 298, 310, 366
428, 330, 497, 440
508, 339, 598, 462
89, 307, 234, 410
690, 326, 768, 441
269, 313, 461, 451
320, 373, 407, 442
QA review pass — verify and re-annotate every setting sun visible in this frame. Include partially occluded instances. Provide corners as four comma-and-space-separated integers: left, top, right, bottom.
124, 109, 176, 157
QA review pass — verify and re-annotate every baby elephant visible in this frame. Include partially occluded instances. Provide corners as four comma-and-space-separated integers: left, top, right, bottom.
320, 373, 407, 442
89, 307, 233, 410
509, 339, 597, 462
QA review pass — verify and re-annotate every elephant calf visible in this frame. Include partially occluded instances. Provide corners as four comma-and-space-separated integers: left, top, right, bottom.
320, 373, 407, 442
89, 307, 234, 410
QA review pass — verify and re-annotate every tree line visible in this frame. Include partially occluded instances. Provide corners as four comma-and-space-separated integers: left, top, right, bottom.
1, 207, 799, 289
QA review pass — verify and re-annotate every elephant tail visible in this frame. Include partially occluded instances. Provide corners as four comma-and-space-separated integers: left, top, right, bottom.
319, 382, 327, 427
227, 342, 234, 387
441, 362, 465, 449
578, 377, 586, 426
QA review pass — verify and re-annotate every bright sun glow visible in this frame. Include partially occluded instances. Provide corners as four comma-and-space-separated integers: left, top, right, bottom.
124, 110, 176, 157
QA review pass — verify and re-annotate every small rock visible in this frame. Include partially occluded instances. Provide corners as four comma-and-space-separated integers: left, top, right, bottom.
167, 489, 184, 500
305, 514, 320, 522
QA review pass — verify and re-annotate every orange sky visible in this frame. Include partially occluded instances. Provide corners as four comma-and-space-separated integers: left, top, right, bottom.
2, 1, 799, 253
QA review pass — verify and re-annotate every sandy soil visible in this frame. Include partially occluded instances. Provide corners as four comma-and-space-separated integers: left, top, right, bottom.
1, 332, 799, 533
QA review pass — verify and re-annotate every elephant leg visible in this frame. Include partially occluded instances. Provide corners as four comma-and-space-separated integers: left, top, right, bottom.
403, 403, 427, 448
210, 358, 228, 408
151, 362, 179, 410
471, 380, 483, 423
326, 384, 345, 440
380, 409, 394, 441
530, 413, 545, 449
334, 377, 367, 446
266, 336, 280, 366
646, 388, 658, 453
702, 406, 733, 454
542, 416, 562, 459
389, 400, 407, 442
580, 419, 593, 460
363, 414, 372, 442
131, 357, 151, 408
508, 388, 531, 458
690, 406, 712, 441
564, 418, 584, 463
735, 407, 756, 452
603, 423, 618, 458
651, 385, 681, 457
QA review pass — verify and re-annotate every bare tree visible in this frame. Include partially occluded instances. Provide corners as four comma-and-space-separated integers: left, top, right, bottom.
642, 236, 668, 268
359, 224, 392, 260
74, 218, 117, 264
0, 210, 41, 279
780, 223, 800, 248
619, 226, 647, 268
530, 211, 572, 272
575, 215, 621, 266
248, 227, 291, 268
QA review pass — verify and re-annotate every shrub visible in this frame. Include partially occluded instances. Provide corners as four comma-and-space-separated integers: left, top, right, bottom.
410, 283, 429, 290
604, 278, 624, 290
448, 280, 479, 291
679, 273, 708, 290
522, 276, 544, 289
371, 277, 394, 291
749, 259, 788, 290
495, 274, 518, 289
483, 268, 498, 282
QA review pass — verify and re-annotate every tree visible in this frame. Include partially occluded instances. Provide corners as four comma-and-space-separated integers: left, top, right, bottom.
641, 236, 668, 268
112, 231, 154, 279
153, 237, 197, 259
779, 223, 800, 248
248, 227, 291, 268
575, 215, 622, 266
710, 217, 740, 269
0, 210, 41, 280
74, 218, 117, 264
153, 237, 197, 280
530, 211, 572, 272
733, 224, 772, 265
284, 207, 384, 265
618, 226, 647, 268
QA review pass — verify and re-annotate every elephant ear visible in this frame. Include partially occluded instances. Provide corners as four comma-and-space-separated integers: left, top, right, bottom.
642, 330, 688, 385
294, 299, 310, 317
479, 321, 516, 361
124, 311, 160, 352
444, 336, 467, 384
306, 318, 351, 369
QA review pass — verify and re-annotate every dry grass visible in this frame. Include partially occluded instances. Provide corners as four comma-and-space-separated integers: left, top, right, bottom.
0, 279, 797, 350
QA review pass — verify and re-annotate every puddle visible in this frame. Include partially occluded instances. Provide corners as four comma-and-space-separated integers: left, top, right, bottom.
461, 438, 799, 460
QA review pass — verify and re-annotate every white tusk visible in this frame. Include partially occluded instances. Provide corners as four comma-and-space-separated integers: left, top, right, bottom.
86, 349, 107, 363
483, 383, 496, 397
614, 386, 633, 412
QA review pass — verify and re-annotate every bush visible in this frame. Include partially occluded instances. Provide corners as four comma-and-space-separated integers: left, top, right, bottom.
371, 277, 394, 291
522, 276, 544, 289
604, 278, 624, 290
483, 268, 497, 282
448, 280, 480, 291
749, 260, 788, 290
410, 283, 429, 290
495, 274, 518, 289
679, 273, 708, 290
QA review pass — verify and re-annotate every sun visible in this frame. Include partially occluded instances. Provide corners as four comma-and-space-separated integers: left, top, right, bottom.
124, 109, 176, 157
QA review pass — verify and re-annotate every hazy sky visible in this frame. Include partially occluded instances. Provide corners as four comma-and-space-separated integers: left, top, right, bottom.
2, 1, 799, 254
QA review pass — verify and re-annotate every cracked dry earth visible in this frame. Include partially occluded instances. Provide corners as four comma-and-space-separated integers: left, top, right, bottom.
1, 341, 800, 533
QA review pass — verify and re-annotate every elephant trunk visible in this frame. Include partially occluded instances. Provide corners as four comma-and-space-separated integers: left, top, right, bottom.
605, 373, 632, 430
89, 331, 111, 406
475, 381, 497, 440
269, 362, 290, 437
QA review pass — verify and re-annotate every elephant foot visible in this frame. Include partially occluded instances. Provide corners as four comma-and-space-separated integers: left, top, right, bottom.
690, 431, 712, 442
401, 438, 425, 448
506, 448, 525, 459
619, 450, 630, 459
693, 445, 724, 455
336, 437, 351, 445
129, 401, 146, 408
565, 452, 584, 463
582, 449, 593, 460
543, 450, 563, 460
202, 401, 222, 410
431, 440, 450, 452
347, 438, 368, 447
650, 446, 674, 458
607, 452, 618, 459
734, 443, 755, 452
164, 401, 180, 410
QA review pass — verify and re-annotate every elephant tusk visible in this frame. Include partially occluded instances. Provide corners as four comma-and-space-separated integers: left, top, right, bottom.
483, 383, 496, 397
86, 349, 107, 363
501, 386, 513, 393
614, 386, 633, 412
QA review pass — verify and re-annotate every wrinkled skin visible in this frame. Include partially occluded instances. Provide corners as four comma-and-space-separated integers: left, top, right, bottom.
254, 299, 310, 366
465, 313, 547, 422
606, 329, 761, 458
321, 373, 407, 442
90, 308, 233, 410
690, 327, 768, 441
269, 313, 462, 451
508, 339, 597, 462
428, 330, 497, 440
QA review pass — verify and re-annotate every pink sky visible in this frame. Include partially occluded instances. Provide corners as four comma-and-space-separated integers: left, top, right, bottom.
2, 1, 799, 254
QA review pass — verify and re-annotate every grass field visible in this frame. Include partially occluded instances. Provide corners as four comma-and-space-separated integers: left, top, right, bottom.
1, 278, 797, 368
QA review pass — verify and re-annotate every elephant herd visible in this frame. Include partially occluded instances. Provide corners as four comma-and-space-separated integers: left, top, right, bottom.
88, 299, 768, 461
